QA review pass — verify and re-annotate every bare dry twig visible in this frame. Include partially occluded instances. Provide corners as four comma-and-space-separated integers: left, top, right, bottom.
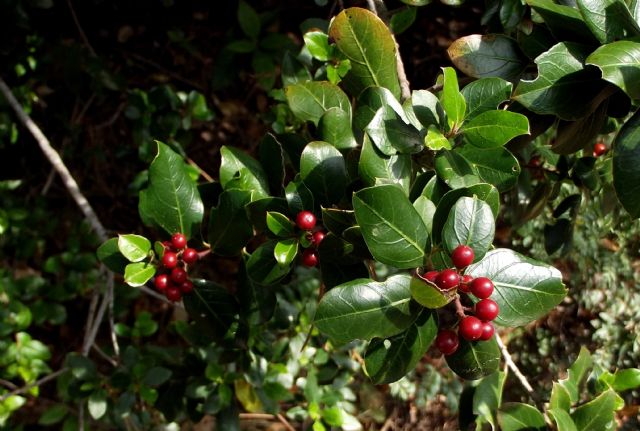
495, 334, 534, 393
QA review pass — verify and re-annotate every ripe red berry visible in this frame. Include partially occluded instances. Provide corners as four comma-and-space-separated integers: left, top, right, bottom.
170, 267, 188, 284
162, 241, 175, 252
182, 248, 198, 265
296, 211, 316, 231
459, 274, 473, 293
479, 322, 495, 341
435, 330, 459, 356
459, 316, 483, 341
165, 286, 182, 302
301, 249, 319, 267
162, 251, 178, 269
171, 233, 187, 250
475, 299, 500, 321
451, 245, 475, 269
154, 274, 169, 291
180, 280, 194, 294
423, 270, 439, 283
311, 231, 325, 247
436, 269, 460, 290
593, 142, 607, 157
470, 277, 494, 299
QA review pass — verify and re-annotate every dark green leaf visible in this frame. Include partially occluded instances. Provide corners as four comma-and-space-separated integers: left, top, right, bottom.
440, 67, 466, 130
237, 0, 261, 39
353, 185, 429, 268
266, 211, 294, 237
208, 190, 253, 256
219, 146, 270, 199
400, 0, 430, 4
576, 0, 640, 44
319, 257, 370, 289
465, 249, 567, 327
300, 141, 348, 206
321, 208, 356, 237
117, 234, 151, 263
390, 7, 417, 35
527, 0, 598, 43
405, 89, 445, 129
285, 81, 352, 125
285, 176, 315, 215
184, 279, 238, 337
442, 196, 495, 261
366, 107, 423, 155
461, 110, 529, 148
364, 310, 437, 384
435, 151, 482, 189
318, 108, 358, 150
237, 258, 276, 325
498, 403, 546, 431
143, 367, 172, 387
124, 262, 156, 287
355, 86, 409, 131
448, 34, 527, 81
282, 51, 312, 86
552, 102, 608, 154
587, 41, 640, 101
560, 346, 593, 403
613, 109, 640, 218
359, 135, 412, 194
139, 142, 204, 238
274, 239, 298, 266
97, 238, 128, 274
259, 133, 286, 195
570, 390, 623, 431
245, 197, 289, 233
38, 404, 68, 425
66, 353, 96, 381
314, 274, 418, 345
246, 241, 292, 285
548, 408, 578, 431
461, 77, 513, 121
544, 219, 574, 255
457, 146, 521, 192
473, 372, 506, 428
446, 336, 500, 380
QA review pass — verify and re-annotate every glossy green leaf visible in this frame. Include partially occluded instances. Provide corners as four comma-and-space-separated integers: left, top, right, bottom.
285, 81, 352, 125
440, 67, 466, 130
550, 381, 572, 411
549, 409, 578, 431
473, 371, 506, 428
587, 41, 640, 101
318, 108, 358, 150
258, 133, 286, 195
318, 257, 370, 289
359, 135, 411, 194
448, 34, 527, 81
208, 190, 253, 256
321, 208, 356, 237
117, 234, 151, 263
300, 141, 348, 206
613, 109, 640, 218
245, 197, 289, 233
285, 176, 314, 215
314, 274, 418, 345
570, 390, 622, 431
266, 211, 294, 237
446, 336, 500, 380
410, 275, 455, 308
282, 51, 312, 86
560, 346, 593, 403
219, 146, 269, 200
413, 196, 436, 234
246, 241, 292, 285
353, 185, 429, 268
512, 42, 607, 120
364, 310, 437, 384
329, 8, 401, 99
442, 196, 495, 261
96, 238, 128, 274
355, 86, 409, 130
124, 262, 156, 287
465, 249, 566, 326
527, 0, 598, 43
304, 31, 331, 61
435, 151, 482, 189
457, 145, 521, 192
552, 103, 608, 154
184, 279, 238, 338
497, 403, 546, 431
576, 0, 640, 44
461, 110, 529, 148
406, 89, 445, 128
602, 368, 640, 392
461, 77, 513, 121
274, 239, 298, 266
424, 126, 451, 150
88, 390, 108, 420
139, 142, 204, 238
390, 6, 417, 35
366, 107, 423, 155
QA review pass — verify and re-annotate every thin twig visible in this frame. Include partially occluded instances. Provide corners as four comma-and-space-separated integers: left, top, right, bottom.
91, 344, 118, 367
0, 368, 68, 402
381, 406, 399, 431
78, 401, 85, 431
66, 0, 96, 57
495, 334, 534, 394
277, 414, 296, 431
186, 157, 214, 182
82, 273, 113, 355
140, 285, 184, 309
107, 277, 120, 358
0, 379, 18, 390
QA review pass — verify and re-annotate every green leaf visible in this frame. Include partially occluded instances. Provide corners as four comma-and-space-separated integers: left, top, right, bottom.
413, 196, 436, 234
550, 382, 572, 411
318, 108, 358, 150
208, 189, 254, 256
246, 197, 289, 233
390, 6, 417, 35
465, 249, 566, 327
549, 409, 578, 431
143, 366, 172, 387
96, 238, 128, 274
457, 146, 521, 192
66, 353, 96, 381
442, 196, 495, 262
237, 0, 260, 39
461, 77, 513, 121
39, 404, 68, 425
282, 51, 312, 86
355, 86, 409, 130
605, 368, 640, 392
570, 390, 623, 431
446, 336, 500, 380
274, 239, 298, 266
300, 141, 348, 206
435, 151, 482, 189
88, 389, 108, 420
461, 110, 529, 148
237, 258, 276, 325
219, 146, 269, 199
266, 211, 294, 237
440, 67, 466, 130
560, 346, 593, 403
473, 371, 506, 428
285, 81, 351, 125
184, 279, 238, 337
552, 103, 608, 154
304, 31, 331, 61
314, 274, 418, 345
526, 0, 598, 43
576, 0, 640, 44
321, 208, 356, 236
448, 34, 526, 81
406, 89, 445, 129
359, 135, 411, 194
117, 234, 151, 262
498, 403, 546, 431
353, 185, 429, 268
285, 176, 315, 215
329, 8, 401, 99
124, 262, 156, 287
410, 275, 455, 308
424, 126, 451, 151
139, 142, 204, 238
366, 107, 423, 155
364, 310, 437, 384
400, 0, 430, 4
512, 42, 607, 120
613, 109, 640, 218
259, 133, 286, 195
246, 241, 292, 285
587, 41, 640, 101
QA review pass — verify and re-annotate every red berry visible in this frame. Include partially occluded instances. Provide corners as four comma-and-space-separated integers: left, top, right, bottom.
170, 267, 188, 284
530, 156, 542, 167
475, 299, 499, 321
311, 231, 325, 247
451, 245, 474, 269
593, 142, 607, 157
479, 322, 495, 341
436, 269, 460, 290
180, 280, 194, 294
296, 211, 316, 231
301, 249, 318, 267
459, 316, 483, 341
162, 251, 178, 269
165, 286, 182, 302
435, 330, 459, 356
470, 277, 494, 299
182, 248, 198, 265
171, 233, 187, 250
154, 274, 169, 291
459, 274, 473, 293
423, 270, 439, 283
162, 241, 175, 252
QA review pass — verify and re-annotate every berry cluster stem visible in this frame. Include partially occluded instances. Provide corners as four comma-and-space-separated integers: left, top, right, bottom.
454, 295, 466, 319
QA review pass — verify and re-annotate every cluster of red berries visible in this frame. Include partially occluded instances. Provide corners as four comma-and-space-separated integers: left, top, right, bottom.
296, 210, 325, 268
420, 245, 500, 356
153, 233, 199, 302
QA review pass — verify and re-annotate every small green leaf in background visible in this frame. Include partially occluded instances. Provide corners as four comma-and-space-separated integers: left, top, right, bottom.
440, 67, 466, 131
38, 404, 68, 426
237, 0, 261, 40
219, 146, 270, 200
446, 336, 500, 380
96, 238, 128, 273
497, 402, 546, 431
88, 389, 108, 420
124, 262, 156, 287
448, 34, 527, 81
442, 196, 495, 262
300, 141, 348, 206
304, 31, 331, 61
266, 211, 294, 237
473, 371, 506, 428
285, 81, 352, 125
390, 7, 417, 35
613, 110, 640, 219
117, 234, 151, 262
560, 346, 592, 403
66, 353, 96, 381
461, 110, 529, 148
143, 366, 172, 387
246, 241, 292, 286
274, 239, 298, 266
208, 189, 254, 257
